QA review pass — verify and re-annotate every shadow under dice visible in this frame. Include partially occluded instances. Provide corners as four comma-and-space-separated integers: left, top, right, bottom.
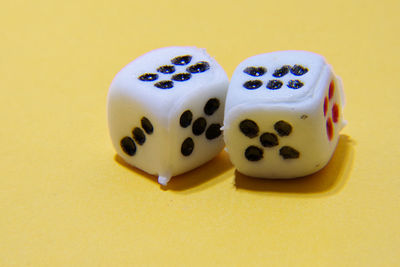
224, 50, 345, 179
108, 47, 228, 185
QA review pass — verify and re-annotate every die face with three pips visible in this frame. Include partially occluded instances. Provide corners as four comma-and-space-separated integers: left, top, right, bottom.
107, 47, 229, 185
223, 51, 345, 179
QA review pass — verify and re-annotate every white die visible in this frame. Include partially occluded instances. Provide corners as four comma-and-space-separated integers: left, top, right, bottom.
107, 47, 229, 185
223, 51, 345, 178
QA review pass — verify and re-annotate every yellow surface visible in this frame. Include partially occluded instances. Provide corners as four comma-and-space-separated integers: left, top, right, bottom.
1, 0, 399, 265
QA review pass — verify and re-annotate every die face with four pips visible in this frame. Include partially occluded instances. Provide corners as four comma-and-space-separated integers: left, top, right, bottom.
224, 51, 345, 179
107, 47, 228, 185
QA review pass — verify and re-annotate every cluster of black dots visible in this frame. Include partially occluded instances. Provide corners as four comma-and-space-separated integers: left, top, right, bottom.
239, 119, 300, 161
137, 55, 210, 89
120, 117, 154, 156
179, 98, 222, 156
242, 65, 308, 90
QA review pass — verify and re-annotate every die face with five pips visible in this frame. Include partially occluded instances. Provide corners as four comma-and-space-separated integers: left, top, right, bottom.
107, 47, 228, 185
224, 51, 345, 179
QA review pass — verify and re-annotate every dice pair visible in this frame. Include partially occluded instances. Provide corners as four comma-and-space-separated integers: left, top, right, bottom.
107, 47, 345, 185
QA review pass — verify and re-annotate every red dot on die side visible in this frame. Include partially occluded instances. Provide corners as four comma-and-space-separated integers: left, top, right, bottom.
323, 97, 328, 116
329, 81, 334, 100
332, 104, 339, 123
326, 118, 334, 141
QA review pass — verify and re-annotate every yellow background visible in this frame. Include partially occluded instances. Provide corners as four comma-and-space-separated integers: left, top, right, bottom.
1, 0, 399, 265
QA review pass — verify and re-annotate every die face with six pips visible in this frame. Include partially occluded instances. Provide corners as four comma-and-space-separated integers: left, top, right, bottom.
224, 51, 345, 179
107, 47, 228, 185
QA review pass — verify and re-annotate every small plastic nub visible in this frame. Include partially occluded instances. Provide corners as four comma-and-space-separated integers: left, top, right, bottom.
158, 175, 171, 186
